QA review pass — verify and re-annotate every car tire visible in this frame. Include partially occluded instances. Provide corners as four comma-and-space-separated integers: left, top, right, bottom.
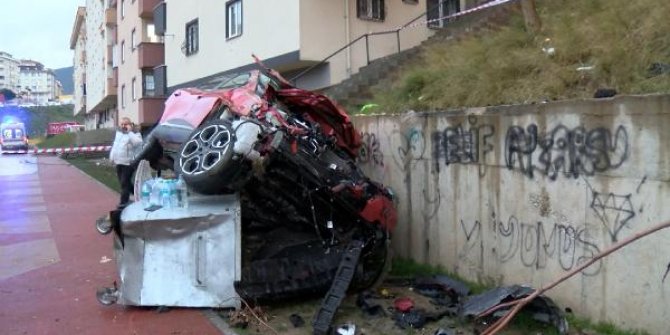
175, 119, 246, 194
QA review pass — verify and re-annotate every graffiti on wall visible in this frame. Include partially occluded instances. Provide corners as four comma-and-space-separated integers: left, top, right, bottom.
422, 187, 441, 221
505, 125, 629, 180
431, 116, 494, 174
590, 191, 636, 242
458, 213, 603, 276
391, 128, 428, 171
459, 218, 484, 271
492, 214, 602, 275
359, 132, 385, 167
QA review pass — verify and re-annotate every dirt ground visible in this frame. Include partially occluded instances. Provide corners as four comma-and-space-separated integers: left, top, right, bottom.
218, 282, 570, 335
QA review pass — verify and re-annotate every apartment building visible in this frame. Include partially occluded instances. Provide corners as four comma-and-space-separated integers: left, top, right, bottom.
81, 0, 117, 130
18, 60, 58, 104
0, 51, 21, 93
70, 6, 87, 117
70, 0, 480, 128
115, 0, 165, 127
154, 0, 479, 94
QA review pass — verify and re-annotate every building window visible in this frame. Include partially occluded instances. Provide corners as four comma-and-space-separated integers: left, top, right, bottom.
142, 70, 155, 97
131, 28, 137, 50
121, 0, 126, 19
226, 0, 242, 39
121, 41, 126, 63
121, 84, 126, 108
357, 0, 385, 21
131, 77, 137, 101
402, 0, 418, 3
184, 19, 199, 56
427, 0, 460, 28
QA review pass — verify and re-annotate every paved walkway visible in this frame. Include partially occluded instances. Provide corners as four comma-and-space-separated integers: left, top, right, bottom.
0, 155, 224, 335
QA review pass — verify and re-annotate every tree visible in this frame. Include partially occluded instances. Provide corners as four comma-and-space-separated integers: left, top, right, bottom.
520, 0, 542, 33
0, 88, 17, 101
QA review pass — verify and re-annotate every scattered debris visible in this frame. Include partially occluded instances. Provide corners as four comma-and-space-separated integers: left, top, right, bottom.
288, 313, 304, 328
336, 323, 356, 335
541, 38, 555, 56
593, 88, 617, 98
393, 309, 427, 329
461, 285, 568, 334
648, 62, 670, 77
434, 328, 455, 335
393, 297, 415, 313
415, 274, 470, 301
356, 291, 386, 317
227, 305, 273, 332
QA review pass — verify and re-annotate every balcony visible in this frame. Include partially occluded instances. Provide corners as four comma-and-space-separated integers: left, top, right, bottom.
105, 7, 117, 26
107, 45, 114, 65
137, 42, 164, 69
139, 0, 161, 18
138, 97, 165, 125
106, 78, 118, 96
112, 68, 119, 88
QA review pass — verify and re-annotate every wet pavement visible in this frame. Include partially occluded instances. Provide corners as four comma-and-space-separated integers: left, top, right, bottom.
0, 154, 224, 335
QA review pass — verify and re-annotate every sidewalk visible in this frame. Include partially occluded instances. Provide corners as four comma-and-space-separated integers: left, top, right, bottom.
0, 156, 224, 335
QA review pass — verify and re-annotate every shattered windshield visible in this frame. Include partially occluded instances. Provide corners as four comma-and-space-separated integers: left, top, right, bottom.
214, 72, 251, 90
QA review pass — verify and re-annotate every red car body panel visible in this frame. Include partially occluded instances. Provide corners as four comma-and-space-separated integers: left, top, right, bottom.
359, 195, 398, 232
160, 70, 361, 158
159, 89, 223, 128
276, 88, 361, 158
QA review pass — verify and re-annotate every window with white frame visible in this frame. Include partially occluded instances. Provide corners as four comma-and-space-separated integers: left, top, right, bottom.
142, 70, 155, 97
131, 28, 137, 51
121, 0, 126, 19
121, 41, 126, 63
121, 84, 126, 108
131, 77, 137, 101
226, 0, 242, 39
357, 0, 384, 21
184, 19, 199, 56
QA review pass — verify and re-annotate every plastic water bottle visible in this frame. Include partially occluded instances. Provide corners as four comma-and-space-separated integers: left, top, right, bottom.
175, 175, 189, 209
140, 180, 152, 208
149, 178, 161, 206
160, 179, 172, 209
169, 179, 179, 208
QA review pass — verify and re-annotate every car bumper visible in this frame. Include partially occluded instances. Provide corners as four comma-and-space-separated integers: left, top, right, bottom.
1, 143, 29, 151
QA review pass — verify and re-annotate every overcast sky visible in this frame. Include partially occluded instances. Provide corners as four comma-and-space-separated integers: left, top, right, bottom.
1, 0, 86, 70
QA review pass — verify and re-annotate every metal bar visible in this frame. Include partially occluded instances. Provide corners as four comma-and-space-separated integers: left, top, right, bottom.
290, 35, 367, 83
365, 35, 370, 65
396, 30, 401, 53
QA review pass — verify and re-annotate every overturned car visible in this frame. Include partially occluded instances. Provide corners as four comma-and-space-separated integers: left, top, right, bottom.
99, 58, 396, 331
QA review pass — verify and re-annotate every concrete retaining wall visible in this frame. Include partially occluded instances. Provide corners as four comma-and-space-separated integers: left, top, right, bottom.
352, 94, 670, 334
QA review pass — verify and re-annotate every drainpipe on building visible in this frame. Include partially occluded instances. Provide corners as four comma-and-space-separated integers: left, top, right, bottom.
344, 0, 351, 76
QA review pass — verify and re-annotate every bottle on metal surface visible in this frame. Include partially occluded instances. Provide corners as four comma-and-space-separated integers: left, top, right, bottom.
175, 174, 189, 209
140, 179, 153, 208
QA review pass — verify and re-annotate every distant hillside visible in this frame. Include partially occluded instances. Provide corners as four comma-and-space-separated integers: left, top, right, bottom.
54, 67, 74, 95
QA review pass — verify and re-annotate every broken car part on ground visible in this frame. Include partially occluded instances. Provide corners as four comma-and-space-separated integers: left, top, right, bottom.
95, 57, 397, 334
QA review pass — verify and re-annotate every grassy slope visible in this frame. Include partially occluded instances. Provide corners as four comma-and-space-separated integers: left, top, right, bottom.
26, 105, 83, 137
375, 0, 670, 112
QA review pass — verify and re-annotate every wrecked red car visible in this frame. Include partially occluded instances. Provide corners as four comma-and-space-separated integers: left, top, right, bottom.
131, 58, 397, 308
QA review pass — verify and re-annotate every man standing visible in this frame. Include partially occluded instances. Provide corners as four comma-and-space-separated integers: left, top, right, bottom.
109, 117, 143, 207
